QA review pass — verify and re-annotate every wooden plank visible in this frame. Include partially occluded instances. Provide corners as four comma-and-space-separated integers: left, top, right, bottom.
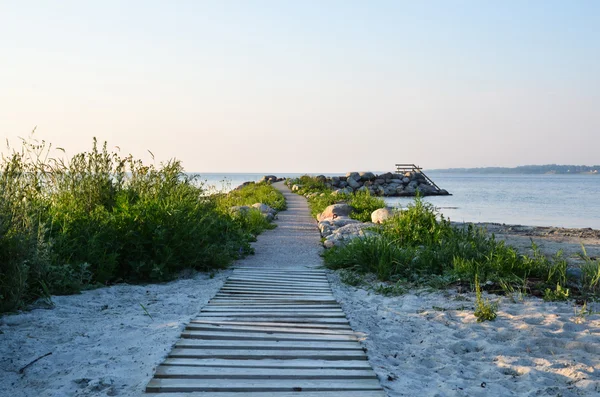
228, 275, 328, 281
154, 365, 376, 379
174, 339, 363, 351
161, 358, 372, 369
223, 283, 331, 290
193, 316, 349, 324
228, 276, 327, 283
146, 378, 381, 393
210, 297, 337, 303
185, 324, 358, 335
215, 290, 332, 296
181, 331, 358, 342
146, 392, 386, 397
189, 320, 351, 330
203, 304, 342, 310
169, 348, 367, 360
200, 307, 344, 313
195, 312, 347, 318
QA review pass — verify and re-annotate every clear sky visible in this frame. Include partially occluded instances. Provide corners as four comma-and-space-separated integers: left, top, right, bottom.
1, 1, 598, 173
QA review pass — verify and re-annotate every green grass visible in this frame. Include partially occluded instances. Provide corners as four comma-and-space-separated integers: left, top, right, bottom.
323, 195, 588, 301
287, 175, 385, 222
0, 134, 283, 313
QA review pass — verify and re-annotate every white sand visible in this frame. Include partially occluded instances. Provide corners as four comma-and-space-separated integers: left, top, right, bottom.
328, 271, 600, 397
0, 270, 230, 397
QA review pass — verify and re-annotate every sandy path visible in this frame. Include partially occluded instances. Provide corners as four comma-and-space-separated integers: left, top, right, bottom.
233, 181, 324, 269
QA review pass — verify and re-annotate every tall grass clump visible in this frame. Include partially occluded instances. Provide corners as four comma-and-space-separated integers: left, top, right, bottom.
324, 195, 576, 297
287, 175, 385, 222
1, 134, 279, 313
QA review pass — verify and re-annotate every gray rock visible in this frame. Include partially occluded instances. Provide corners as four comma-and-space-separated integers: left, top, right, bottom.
323, 223, 377, 248
229, 205, 251, 216
317, 203, 353, 222
416, 184, 437, 195
346, 172, 361, 181
347, 177, 361, 189
331, 176, 340, 186
373, 178, 385, 185
402, 177, 410, 184
371, 207, 394, 224
338, 181, 348, 188
359, 171, 376, 181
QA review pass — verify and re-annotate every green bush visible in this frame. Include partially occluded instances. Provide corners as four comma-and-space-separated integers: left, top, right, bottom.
0, 135, 282, 313
324, 195, 576, 298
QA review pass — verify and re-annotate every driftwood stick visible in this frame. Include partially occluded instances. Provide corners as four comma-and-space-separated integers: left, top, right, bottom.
19, 352, 52, 374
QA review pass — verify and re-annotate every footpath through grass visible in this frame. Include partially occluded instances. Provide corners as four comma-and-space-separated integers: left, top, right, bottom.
0, 135, 284, 313
286, 175, 385, 222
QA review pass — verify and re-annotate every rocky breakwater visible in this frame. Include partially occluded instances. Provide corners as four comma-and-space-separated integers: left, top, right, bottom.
317, 203, 396, 248
314, 171, 449, 196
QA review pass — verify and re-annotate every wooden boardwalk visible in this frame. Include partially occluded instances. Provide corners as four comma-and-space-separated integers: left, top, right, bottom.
145, 183, 385, 396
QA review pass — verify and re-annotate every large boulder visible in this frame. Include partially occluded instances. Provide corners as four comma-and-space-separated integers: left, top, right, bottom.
359, 171, 376, 181
371, 207, 394, 224
346, 172, 361, 182
291, 184, 302, 192
259, 175, 278, 183
323, 223, 377, 248
416, 184, 437, 195
317, 203, 353, 222
318, 217, 361, 238
347, 177, 361, 189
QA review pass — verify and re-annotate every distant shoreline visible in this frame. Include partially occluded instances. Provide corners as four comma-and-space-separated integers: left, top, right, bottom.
428, 165, 599, 175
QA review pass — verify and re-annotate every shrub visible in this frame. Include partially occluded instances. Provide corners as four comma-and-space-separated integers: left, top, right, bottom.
0, 134, 281, 313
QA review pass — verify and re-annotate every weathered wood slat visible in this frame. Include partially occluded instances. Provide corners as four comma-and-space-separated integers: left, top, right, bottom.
146, 378, 381, 393
203, 304, 341, 310
146, 392, 386, 397
154, 365, 375, 379
175, 339, 362, 351
186, 323, 358, 335
169, 348, 367, 360
161, 358, 372, 369
193, 316, 350, 324
189, 320, 351, 329
181, 331, 358, 342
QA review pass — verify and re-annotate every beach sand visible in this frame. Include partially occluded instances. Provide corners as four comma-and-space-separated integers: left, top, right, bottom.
1, 225, 599, 396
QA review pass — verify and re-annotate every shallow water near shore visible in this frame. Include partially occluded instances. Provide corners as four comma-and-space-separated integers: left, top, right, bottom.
193, 172, 600, 229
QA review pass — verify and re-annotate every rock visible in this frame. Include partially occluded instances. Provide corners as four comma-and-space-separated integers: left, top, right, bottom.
347, 177, 361, 189
416, 184, 437, 195
292, 184, 302, 192
331, 176, 340, 186
408, 180, 419, 189
371, 207, 394, 224
346, 172, 361, 182
338, 181, 348, 188
380, 172, 393, 180
373, 185, 385, 196
259, 175, 278, 183
373, 178, 385, 185
402, 177, 410, 184
317, 203, 353, 222
359, 171, 376, 181
316, 175, 327, 183
251, 203, 277, 221
389, 179, 403, 184
229, 205, 251, 216
356, 186, 368, 193
323, 223, 377, 248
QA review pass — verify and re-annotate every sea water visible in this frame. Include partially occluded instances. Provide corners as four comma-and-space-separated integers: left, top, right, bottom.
193, 172, 600, 229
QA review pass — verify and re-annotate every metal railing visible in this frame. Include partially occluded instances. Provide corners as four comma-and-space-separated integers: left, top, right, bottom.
395, 163, 441, 191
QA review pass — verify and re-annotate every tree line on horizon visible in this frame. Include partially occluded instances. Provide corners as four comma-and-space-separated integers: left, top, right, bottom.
430, 164, 599, 175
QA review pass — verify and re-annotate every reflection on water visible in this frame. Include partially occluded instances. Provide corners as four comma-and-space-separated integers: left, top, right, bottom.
192, 172, 600, 229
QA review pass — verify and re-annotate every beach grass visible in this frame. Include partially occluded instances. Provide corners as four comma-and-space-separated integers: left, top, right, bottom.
0, 135, 282, 313
323, 195, 589, 299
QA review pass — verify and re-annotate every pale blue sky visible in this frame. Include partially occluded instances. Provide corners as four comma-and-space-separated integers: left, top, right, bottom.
1, 1, 598, 172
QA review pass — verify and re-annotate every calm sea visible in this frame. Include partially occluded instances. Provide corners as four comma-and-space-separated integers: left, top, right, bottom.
193, 172, 600, 229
